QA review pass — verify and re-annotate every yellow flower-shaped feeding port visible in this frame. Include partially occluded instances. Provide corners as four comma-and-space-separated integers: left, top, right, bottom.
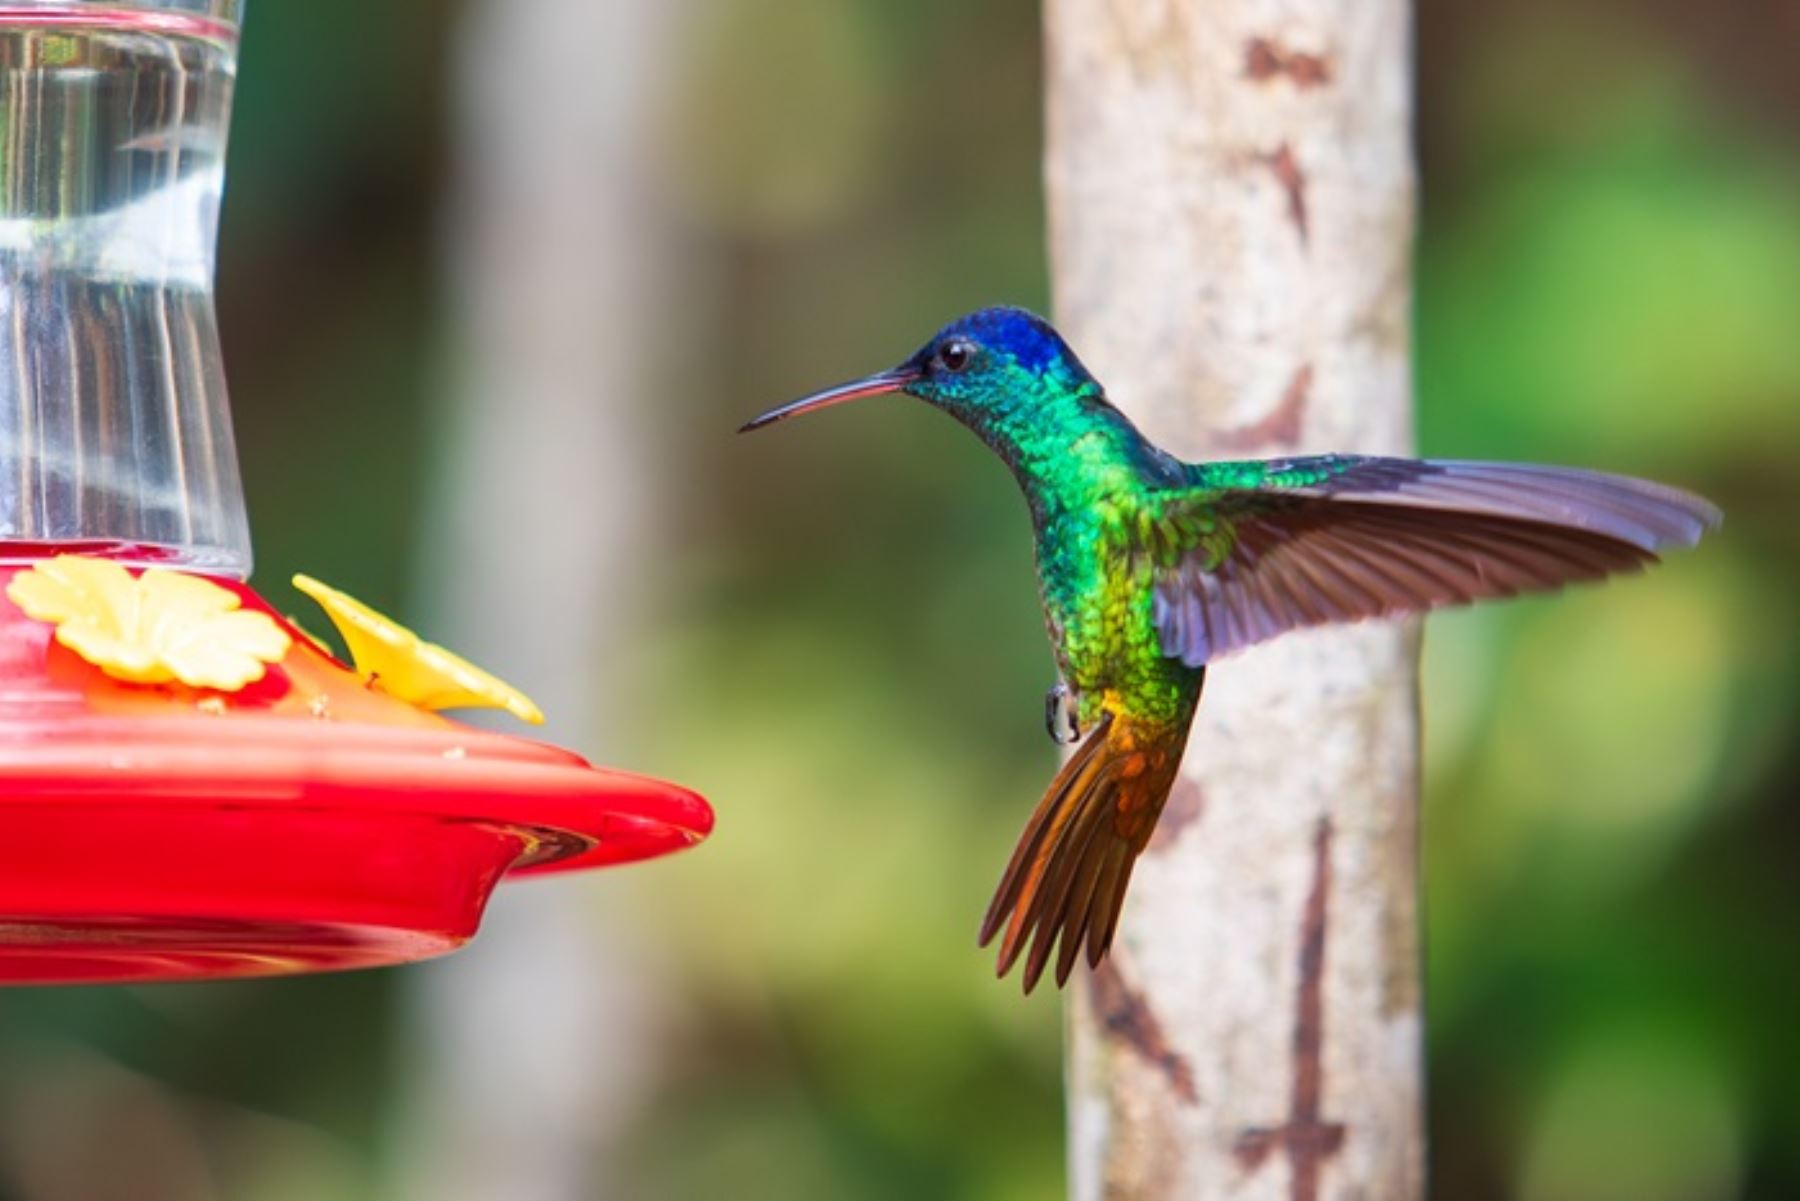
291, 574, 544, 725
5, 556, 291, 691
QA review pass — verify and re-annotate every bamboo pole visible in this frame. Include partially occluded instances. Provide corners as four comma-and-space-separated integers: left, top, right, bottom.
1047, 2, 1423, 1198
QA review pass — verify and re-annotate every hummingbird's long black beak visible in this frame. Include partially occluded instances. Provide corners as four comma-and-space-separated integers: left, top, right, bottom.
738, 367, 921, 434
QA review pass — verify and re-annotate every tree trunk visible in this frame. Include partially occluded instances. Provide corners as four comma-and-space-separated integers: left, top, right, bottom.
392, 1, 690, 1198
1047, 2, 1423, 1199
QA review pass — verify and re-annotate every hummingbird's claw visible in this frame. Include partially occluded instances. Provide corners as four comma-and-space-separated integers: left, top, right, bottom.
1046, 681, 1082, 745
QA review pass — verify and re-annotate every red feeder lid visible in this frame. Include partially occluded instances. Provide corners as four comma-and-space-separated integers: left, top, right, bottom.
0, 561, 713, 986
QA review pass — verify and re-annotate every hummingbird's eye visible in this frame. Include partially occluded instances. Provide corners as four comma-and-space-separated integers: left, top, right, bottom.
936, 339, 975, 373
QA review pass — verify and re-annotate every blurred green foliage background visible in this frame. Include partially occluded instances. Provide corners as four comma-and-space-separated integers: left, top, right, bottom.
1, 1, 1796, 1199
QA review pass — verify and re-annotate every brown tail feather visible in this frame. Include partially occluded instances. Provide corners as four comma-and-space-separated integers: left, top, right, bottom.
979, 700, 1198, 993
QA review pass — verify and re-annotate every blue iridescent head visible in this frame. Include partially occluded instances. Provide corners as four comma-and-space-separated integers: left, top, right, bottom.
739, 306, 1102, 433
901, 307, 1100, 409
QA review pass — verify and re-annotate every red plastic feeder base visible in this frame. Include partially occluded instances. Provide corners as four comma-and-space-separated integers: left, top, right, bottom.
0, 562, 712, 986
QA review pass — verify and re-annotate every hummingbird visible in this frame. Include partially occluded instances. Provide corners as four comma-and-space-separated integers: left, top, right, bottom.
739, 306, 1718, 993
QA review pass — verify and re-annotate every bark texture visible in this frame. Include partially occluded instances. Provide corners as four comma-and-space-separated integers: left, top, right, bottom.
1047, 2, 1423, 1199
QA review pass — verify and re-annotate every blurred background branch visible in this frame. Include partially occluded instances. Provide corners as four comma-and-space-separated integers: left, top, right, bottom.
392, 0, 689, 1197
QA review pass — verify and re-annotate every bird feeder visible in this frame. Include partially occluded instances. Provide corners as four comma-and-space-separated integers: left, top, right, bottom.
0, 0, 711, 985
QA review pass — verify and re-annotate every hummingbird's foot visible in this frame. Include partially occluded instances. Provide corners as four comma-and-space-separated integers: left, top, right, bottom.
1046, 681, 1083, 745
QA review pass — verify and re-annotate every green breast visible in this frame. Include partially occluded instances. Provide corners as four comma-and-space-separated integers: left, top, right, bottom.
975, 389, 1204, 727
1034, 495, 1197, 727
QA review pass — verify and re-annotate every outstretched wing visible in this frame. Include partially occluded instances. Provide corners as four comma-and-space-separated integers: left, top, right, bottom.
1147, 456, 1719, 667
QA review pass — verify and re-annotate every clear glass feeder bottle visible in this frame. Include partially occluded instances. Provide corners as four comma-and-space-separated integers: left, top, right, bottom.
1, 0, 248, 574
0, 1, 711, 987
